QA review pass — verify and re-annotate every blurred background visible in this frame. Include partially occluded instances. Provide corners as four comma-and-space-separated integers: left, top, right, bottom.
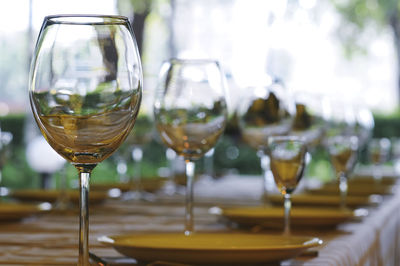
1, 0, 400, 189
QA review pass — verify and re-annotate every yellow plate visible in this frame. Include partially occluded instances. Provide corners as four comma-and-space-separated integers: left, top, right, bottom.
350, 175, 397, 185
0, 202, 50, 221
99, 233, 322, 264
91, 178, 165, 193
219, 206, 366, 229
308, 183, 393, 196
10, 189, 108, 204
268, 193, 377, 208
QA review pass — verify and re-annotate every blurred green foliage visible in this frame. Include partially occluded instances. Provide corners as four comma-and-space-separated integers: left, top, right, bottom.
1, 112, 400, 189
330, 0, 400, 58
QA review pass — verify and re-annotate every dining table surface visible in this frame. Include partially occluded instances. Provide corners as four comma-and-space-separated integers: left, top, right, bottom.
0, 167, 399, 266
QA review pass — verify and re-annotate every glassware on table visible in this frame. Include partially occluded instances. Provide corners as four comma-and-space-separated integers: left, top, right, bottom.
325, 135, 358, 209
354, 105, 374, 149
29, 15, 142, 265
268, 136, 307, 235
392, 139, 400, 174
0, 131, 12, 196
237, 82, 294, 203
291, 92, 327, 150
368, 138, 391, 182
123, 113, 154, 200
154, 59, 228, 235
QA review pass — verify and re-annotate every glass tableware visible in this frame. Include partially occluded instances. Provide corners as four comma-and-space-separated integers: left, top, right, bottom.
0, 131, 12, 191
325, 135, 359, 209
291, 92, 327, 149
219, 206, 366, 229
154, 59, 228, 235
268, 136, 307, 235
368, 138, 391, 182
99, 233, 322, 265
237, 82, 294, 203
123, 110, 153, 200
29, 15, 142, 265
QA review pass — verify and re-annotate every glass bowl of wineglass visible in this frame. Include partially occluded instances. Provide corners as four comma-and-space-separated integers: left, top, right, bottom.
154, 59, 228, 235
291, 92, 327, 149
236, 81, 294, 203
122, 88, 154, 200
268, 136, 307, 235
368, 138, 391, 182
29, 15, 142, 265
325, 135, 359, 209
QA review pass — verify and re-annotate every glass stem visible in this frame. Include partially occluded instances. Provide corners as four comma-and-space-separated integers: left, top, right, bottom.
78, 171, 91, 266
283, 193, 291, 236
339, 173, 348, 209
184, 160, 195, 235
260, 153, 273, 205
132, 146, 143, 197
372, 164, 382, 183
204, 148, 215, 178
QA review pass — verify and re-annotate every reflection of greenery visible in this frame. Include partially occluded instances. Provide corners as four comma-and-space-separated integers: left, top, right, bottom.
293, 104, 312, 130
126, 115, 153, 144
3, 111, 400, 188
155, 100, 227, 125
242, 93, 282, 126
32, 89, 140, 116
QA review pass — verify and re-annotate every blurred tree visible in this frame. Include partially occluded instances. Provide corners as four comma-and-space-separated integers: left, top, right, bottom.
117, 0, 153, 55
331, 0, 400, 103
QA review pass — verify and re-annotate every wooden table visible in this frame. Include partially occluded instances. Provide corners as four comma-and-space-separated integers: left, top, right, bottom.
0, 174, 399, 265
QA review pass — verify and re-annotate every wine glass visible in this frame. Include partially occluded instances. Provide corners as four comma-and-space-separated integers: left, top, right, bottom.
268, 136, 307, 235
154, 59, 228, 235
325, 135, 358, 209
291, 92, 327, 149
237, 81, 294, 203
123, 97, 154, 200
29, 15, 142, 265
368, 138, 391, 182
0, 131, 12, 197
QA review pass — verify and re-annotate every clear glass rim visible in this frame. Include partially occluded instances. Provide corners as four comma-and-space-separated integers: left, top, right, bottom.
44, 14, 129, 25
168, 58, 220, 65
268, 135, 306, 144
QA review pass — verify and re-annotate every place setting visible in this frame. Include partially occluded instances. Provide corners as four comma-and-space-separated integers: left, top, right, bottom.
2, 1, 400, 265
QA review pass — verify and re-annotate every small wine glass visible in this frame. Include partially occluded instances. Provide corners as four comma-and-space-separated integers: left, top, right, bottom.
368, 138, 391, 182
268, 136, 307, 235
237, 82, 294, 203
29, 15, 142, 265
154, 59, 228, 235
0, 131, 12, 197
123, 112, 154, 200
325, 135, 359, 209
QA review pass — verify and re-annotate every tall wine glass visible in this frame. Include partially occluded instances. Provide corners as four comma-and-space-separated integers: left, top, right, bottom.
268, 136, 307, 235
29, 15, 142, 265
368, 138, 391, 182
326, 135, 358, 209
237, 82, 294, 203
154, 59, 228, 235
123, 97, 154, 200
291, 92, 327, 149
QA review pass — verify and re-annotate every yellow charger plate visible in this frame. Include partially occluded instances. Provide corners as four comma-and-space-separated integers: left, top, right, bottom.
350, 175, 397, 185
10, 189, 108, 204
268, 193, 378, 208
308, 183, 394, 196
0, 202, 50, 221
99, 233, 322, 264
218, 206, 366, 229
91, 178, 165, 193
